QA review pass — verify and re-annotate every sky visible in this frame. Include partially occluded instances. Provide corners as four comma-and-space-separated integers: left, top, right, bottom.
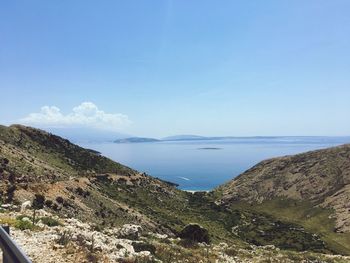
1, 0, 350, 137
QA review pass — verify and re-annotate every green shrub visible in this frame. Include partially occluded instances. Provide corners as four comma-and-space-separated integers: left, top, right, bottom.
45, 199, 53, 208
132, 242, 156, 254
40, 217, 62, 227
15, 220, 34, 230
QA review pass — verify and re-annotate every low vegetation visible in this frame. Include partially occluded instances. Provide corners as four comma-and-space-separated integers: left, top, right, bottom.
1, 124, 350, 262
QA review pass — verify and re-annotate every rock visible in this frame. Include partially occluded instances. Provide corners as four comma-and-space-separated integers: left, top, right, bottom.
178, 223, 210, 244
1, 203, 12, 209
36, 220, 47, 229
263, 245, 276, 250
118, 224, 142, 240
21, 217, 31, 222
138, 251, 151, 257
35, 209, 51, 217
52, 244, 64, 250
21, 201, 32, 212
148, 232, 168, 239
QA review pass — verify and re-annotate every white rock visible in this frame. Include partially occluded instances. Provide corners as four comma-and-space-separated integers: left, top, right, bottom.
118, 224, 143, 240
1, 203, 12, 209
21, 217, 31, 222
36, 209, 51, 217
138, 251, 151, 257
148, 232, 168, 239
21, 201, 32, 212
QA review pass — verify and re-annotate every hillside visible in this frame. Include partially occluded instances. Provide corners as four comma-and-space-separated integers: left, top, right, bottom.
1, 125, 350, 262
216, 144, 350, 254
0, 124, 186, 232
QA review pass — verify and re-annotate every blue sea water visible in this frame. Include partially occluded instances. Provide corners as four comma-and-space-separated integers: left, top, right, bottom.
80, 137, 350, 191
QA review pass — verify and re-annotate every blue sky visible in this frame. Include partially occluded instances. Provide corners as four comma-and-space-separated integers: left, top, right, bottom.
1, 0, 350, 137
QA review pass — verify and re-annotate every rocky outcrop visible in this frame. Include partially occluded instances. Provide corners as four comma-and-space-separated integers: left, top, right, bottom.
20, 201, 31, 213
117, 224, 143, 240
3, 210, 155, 262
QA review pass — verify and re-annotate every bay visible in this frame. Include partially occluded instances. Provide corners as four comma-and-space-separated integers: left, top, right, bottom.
80, 136, 350, 191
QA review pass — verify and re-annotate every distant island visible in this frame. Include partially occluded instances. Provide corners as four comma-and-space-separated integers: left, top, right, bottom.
114, 137, 160, 143
197, 147, 222, 150
114, 135, 295, 143
114, 135, 209, 143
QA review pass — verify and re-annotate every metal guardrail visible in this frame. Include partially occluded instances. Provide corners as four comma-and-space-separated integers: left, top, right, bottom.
0, 226, 32, 263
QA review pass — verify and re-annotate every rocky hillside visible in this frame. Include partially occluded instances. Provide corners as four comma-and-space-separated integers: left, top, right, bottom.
0, 124, 186, 233
215, 144, 350, 255
216, 144, 350, 232
1, 125, 350, 262
0, 124, 134, 182
2, 207, 348, 263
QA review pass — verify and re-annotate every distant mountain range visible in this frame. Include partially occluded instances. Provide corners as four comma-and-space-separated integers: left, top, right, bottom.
113, 137, 160, 143
114, 134, 211, 143
114, 134, 271, 143
114, 135, 350, 143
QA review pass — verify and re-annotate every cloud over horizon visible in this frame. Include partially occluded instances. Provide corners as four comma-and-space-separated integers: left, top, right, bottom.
19, 102, 131, 131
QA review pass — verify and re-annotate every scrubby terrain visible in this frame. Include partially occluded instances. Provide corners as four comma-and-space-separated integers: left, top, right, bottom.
216, 144, 350, 255
1, 207, 349, 263
1, 124, 350, 262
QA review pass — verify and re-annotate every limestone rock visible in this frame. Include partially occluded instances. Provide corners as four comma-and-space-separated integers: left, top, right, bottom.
21, 201, 31, 212
118, 224, 143, 240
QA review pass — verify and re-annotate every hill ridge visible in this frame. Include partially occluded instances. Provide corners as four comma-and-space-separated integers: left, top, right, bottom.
217, 143, 350, 233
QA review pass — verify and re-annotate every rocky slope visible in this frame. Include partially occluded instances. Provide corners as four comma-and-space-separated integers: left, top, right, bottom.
1, 124, 350, 262
216, 144, 350, 233
1, 206, 349, 263
0, 124, 183, 233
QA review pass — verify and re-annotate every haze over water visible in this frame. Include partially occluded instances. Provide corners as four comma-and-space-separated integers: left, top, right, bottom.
81, 137, 350, 191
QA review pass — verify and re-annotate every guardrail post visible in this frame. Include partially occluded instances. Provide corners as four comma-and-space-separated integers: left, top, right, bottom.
2, 226, 11, 263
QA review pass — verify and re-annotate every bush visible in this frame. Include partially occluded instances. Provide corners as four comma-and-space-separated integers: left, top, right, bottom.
56, 196, 64, 204
6, 185, 16, 202
178, 223, 210, 244
132, 242, 156, 254
40, 217, 62, 227
45, 200, 53, 208
52, 203, 60, 211
0, 217, 17, 226
32, 194, 45, 209
15, 220, 34, 230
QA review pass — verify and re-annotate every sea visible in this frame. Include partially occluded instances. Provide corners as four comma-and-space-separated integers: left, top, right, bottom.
80, 136, 350, 191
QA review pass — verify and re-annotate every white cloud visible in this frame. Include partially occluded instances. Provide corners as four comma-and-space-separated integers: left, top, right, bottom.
19, 102, 131, 131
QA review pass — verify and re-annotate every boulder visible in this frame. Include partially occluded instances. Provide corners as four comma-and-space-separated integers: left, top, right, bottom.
1, 204, 12, 209
118, 224, 142, 240
21, 201, 31, 212
178, 223, 210, 244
